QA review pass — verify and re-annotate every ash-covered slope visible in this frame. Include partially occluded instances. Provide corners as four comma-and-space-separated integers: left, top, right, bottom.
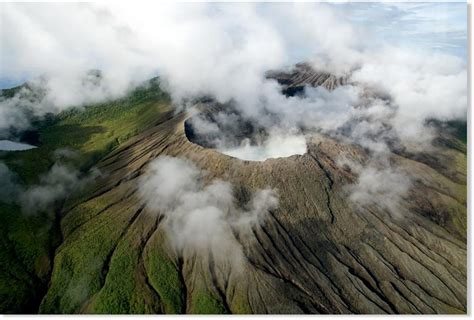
267, 62, 347, 95
40, 67, 466, 314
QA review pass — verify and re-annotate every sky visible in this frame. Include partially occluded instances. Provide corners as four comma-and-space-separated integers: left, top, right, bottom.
267, 2, 467, 64
0, 2, 467, 88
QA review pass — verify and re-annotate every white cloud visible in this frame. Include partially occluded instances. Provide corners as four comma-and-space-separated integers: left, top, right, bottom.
0, 155, 100, 214
0, 3, 466, 143
221, 132, 307, 161
339, 157, 411, 216
139, 156, 278, 266
351, 48, 467, 143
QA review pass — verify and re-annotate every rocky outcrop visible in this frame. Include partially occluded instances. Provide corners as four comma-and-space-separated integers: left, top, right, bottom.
267, 63, 347, 95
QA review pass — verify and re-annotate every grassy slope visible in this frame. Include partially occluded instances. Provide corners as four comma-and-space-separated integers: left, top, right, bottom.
0, 79, 171, 313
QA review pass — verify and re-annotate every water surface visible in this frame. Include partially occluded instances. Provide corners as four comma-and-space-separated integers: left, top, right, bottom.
0, 140, 37, 151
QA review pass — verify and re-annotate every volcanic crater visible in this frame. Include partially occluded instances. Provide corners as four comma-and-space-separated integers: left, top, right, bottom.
38, 64, 467, 314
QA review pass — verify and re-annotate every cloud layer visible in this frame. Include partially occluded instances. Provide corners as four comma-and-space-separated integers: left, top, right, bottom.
0, 151, 99, 214
221, 132, 307, 161
139, 156, 278, 265
1, 3, 466, 138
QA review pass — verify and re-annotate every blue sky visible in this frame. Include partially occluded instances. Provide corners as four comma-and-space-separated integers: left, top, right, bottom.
338, 2, 467, 58
271, 2, 467, 64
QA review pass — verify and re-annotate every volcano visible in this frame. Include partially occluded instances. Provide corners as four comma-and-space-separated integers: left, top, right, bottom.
34, 66, 467, 314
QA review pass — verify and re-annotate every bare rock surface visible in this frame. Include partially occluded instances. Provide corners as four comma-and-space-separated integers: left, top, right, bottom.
267, 62, 347, 94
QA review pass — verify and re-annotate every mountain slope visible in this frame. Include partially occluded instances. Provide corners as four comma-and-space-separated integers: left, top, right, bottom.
0, 78, 171, 313
39, 82, 467, 313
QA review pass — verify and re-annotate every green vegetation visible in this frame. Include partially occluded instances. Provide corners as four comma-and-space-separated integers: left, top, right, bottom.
143, 231, 185, 314
39, 197, 143, 313
0, 201, 55, 313
2, 78, 171, 184
190, 287, 228, 314
228, 288, 252, 314
80, 214, 162, 314
0, 78, 171, 313
446, 119, 467, 145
